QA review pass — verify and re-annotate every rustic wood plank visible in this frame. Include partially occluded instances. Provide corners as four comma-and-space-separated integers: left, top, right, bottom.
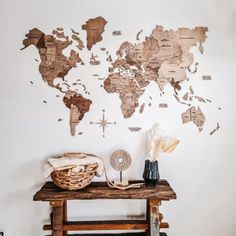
44, 220, 148, 231
34, 180, 176, 201
160, 222, 169, 229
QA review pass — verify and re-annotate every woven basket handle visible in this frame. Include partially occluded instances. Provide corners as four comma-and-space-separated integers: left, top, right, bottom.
64, 152, 97, 158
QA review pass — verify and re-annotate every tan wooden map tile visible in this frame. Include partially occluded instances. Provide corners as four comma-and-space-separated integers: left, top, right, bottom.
90, 53, 100, 65
112, 31, 122, 36
202, 75, 212, 80
210, 122, 220, 135
136, 29, 143, 41
181, 106, 205, 131
63, 91, 92, 136
139, 103, 145, 114
72, 34, 85, 50
129, 127, 142, 132
159, 103, 168, 108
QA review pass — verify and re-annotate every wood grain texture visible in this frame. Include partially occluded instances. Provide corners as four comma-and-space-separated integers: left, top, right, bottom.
52, 204, 64, 236
63, 201, 67, 236
44, 232, 167, 236
150, 205, 159, 236
33, 180, 176, 201
44, 220, 148, 231
82, 16, 107, 50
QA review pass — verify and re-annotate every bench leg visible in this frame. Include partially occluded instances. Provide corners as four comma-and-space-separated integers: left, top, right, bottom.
147, 199, 161, 236
51, 201, 64, 236
63, 201, 67, 236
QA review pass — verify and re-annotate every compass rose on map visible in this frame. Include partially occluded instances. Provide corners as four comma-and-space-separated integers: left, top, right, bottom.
90, 109, 117, 137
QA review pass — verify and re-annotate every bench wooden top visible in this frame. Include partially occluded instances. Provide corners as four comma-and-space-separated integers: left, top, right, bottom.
33, 180, 176, 201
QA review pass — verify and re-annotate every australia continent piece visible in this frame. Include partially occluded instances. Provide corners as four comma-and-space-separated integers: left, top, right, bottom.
63, 91, 92, 136
82, 16, 107, 50
181, 106, 205, 132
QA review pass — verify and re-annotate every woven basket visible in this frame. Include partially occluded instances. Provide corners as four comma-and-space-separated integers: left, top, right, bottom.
51, 153, 98, 190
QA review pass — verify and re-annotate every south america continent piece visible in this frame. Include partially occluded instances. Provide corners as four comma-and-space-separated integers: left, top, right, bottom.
63, 91, 92, 136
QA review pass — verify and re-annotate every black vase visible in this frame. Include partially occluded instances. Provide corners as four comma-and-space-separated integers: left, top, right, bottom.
142, 160, 160, 187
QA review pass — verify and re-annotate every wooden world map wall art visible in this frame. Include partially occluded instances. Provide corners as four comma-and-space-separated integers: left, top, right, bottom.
21, 16, 220, 137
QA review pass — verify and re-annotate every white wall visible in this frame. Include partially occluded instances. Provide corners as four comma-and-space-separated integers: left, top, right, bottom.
0, 0, 236, 235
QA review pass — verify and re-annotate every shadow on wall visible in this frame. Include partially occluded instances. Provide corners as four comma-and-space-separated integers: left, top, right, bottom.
3, 159, 50, 235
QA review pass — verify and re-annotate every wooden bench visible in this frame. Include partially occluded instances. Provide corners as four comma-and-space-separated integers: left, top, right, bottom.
33, 180, 176, 236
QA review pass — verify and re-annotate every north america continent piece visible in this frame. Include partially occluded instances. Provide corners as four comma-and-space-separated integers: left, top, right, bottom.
82, 16, 107, 50
21, 28, 83, 88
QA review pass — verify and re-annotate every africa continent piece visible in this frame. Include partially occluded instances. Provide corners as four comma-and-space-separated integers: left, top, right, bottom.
82, 16, 107, 50
63, 91, 92, 136
104, 73, 145, 118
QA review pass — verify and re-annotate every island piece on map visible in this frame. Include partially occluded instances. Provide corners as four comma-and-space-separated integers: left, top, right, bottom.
21, 28, 83, 88
82, 16, 107, 50
210, 122, 220, 135
179, 86, 210, 105
104, 25, 208, 119
112, 31, 122, 36
72, 33, 85, 51
183, 92, 189, 101
63, 91, 92, 136
202, 75, 212, 80
139, 103, 145, 114
159, 103, 168, 108
136, 29, 143, 41
90, 53, 100, 65
181, 106, 205, 131
52, 29, 66, 39
129, 127, 142, 132
194, 96, 206, 103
